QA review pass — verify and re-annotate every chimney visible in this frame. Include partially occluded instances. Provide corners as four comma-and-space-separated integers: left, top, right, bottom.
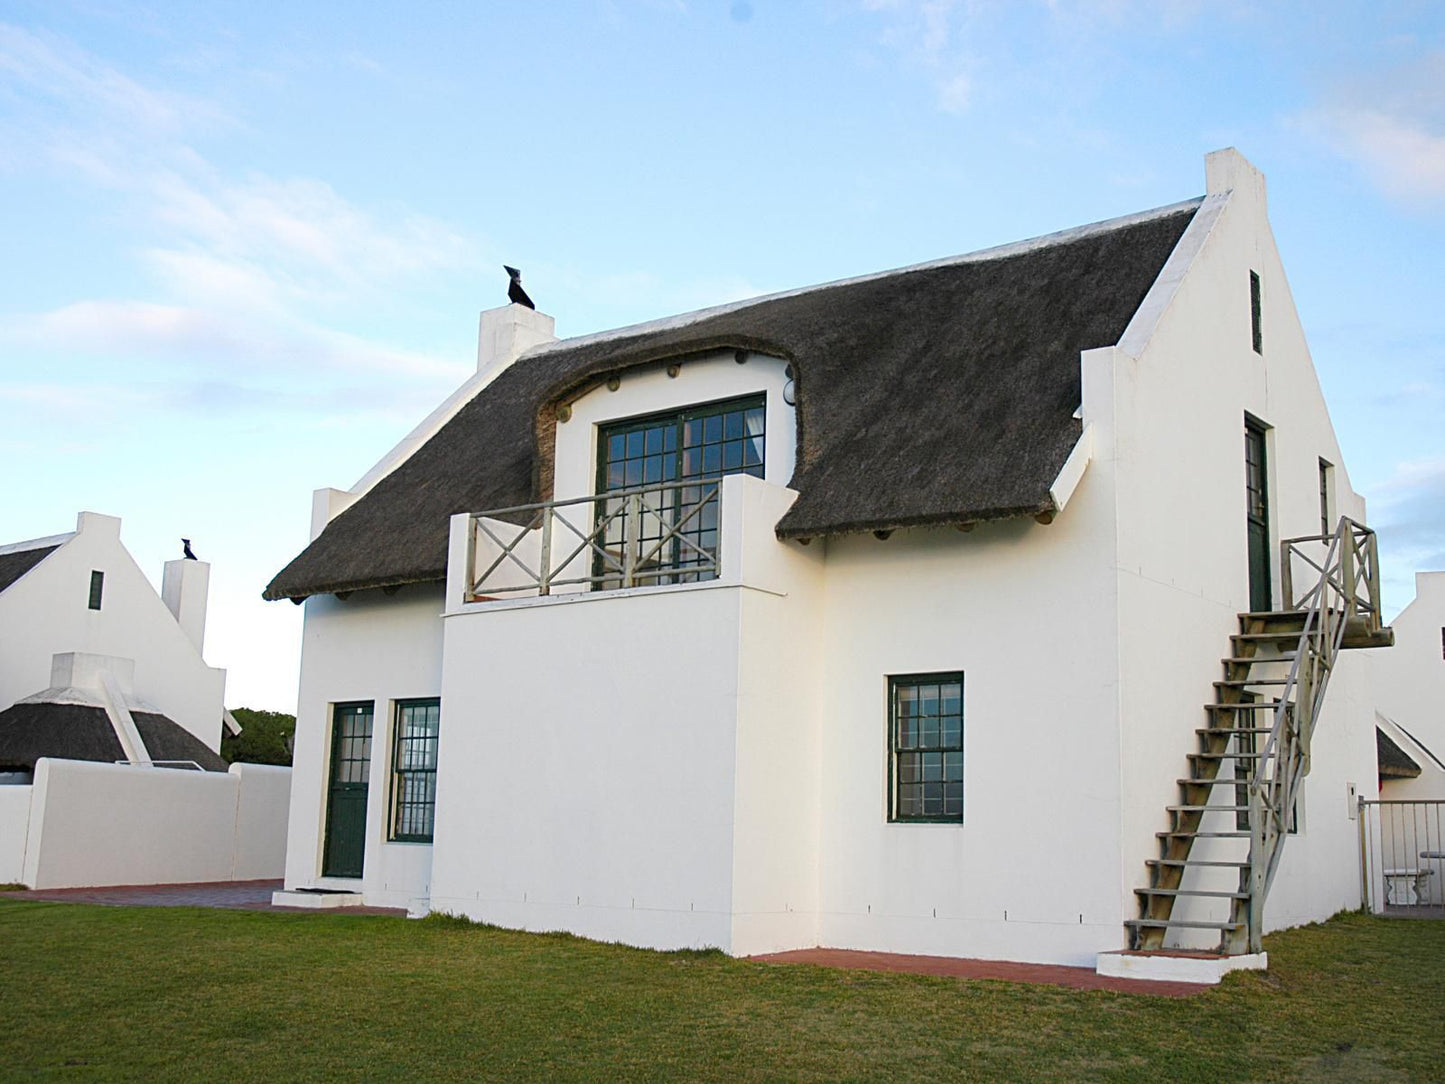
162, 557, 210, 654
477, 303, 556, 374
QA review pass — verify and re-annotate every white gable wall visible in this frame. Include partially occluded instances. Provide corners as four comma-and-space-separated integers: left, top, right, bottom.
0, 513, 226, 749
1108, 153, 1379, 947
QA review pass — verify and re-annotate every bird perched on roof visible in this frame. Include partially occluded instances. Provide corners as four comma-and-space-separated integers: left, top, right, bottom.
504, 265, 535, 310
182, 539, 197, 560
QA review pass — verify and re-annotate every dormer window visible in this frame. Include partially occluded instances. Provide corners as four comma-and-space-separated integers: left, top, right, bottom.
595, 394, 765, 587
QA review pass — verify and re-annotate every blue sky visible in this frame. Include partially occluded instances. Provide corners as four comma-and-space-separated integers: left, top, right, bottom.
2, 1, 1442, 711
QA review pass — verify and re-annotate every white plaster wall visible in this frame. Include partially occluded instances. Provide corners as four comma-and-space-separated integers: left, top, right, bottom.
283, 584, 444, 908
1107, 156, 1378, 947
433, 477, 821, 952
230, 763, 293, 880
815, 456, 1125, 967
0, 785, 31, 884
430, 585, 744, 950
1374, 572, 1445, 756
0, 513, 226, 749
728, 513, 826, 955
23, 759, 236, 888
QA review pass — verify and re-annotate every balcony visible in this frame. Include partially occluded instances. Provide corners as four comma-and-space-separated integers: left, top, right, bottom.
444, 473, 807, 613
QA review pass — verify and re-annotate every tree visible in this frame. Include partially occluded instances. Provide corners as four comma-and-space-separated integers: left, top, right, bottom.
222, 707, 296, 766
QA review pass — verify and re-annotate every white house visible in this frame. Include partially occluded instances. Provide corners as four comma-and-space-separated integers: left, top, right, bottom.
1367, 573, 1445, 909
265, 150, 1392, 979
0, 511, 227, 753
0, 512, 290, 888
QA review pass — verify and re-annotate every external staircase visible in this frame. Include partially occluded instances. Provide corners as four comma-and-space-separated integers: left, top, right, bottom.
1129, 518, 1392, 956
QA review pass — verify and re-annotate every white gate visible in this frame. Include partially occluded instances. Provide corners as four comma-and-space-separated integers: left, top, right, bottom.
1359, 800, 1445, 915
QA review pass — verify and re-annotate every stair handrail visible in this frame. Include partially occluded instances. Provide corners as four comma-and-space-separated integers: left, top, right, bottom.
1246, 517, 1381, 952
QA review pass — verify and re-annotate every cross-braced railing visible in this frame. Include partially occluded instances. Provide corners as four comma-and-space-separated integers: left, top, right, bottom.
464, 480, 723, 601
1244, 517, 1384, 951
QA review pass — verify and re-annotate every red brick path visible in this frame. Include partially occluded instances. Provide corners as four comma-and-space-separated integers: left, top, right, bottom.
1, 879, 404, 916
751, 947, 1210, 998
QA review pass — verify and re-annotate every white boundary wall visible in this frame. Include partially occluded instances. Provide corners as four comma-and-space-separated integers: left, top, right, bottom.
5, 759, 289, 889
0, 785, 31, 883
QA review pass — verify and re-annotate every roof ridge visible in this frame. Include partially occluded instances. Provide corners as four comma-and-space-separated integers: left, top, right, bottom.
0, 531, 73, 557
525, 197, 1206, 358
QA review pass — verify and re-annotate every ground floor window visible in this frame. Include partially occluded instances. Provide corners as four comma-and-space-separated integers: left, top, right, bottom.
390, 698, 440, 843
889, 672, 964, 823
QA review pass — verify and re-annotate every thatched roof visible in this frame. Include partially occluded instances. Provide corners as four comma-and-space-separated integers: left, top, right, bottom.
265, 200, 1201, 602
1377, 727, 1422, 781
0, 544, 59, 595
0, 701, 227, 773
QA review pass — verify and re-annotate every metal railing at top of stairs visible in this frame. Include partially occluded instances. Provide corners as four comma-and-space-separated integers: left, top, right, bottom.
1244, 517, 1385, 953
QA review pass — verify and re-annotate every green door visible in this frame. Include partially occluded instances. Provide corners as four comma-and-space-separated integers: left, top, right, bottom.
322, 702, 372, 879
1245, 420, 1271, 613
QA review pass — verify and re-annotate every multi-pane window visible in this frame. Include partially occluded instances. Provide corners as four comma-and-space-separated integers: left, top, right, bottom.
1250, 270, 1263, 354
889, 673, 964, 823
595, 394, 765, 588
390, 699, 440, 843
330, 703, 373, 784
87, 570, 104, 610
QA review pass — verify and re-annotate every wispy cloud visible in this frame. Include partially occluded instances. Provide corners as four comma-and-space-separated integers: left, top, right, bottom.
1372, 457, 1445, 577
1301, 51, 1445, 208
0, 20, 478, 389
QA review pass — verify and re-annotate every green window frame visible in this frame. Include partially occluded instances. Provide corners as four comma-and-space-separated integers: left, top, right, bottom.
1250, 270, 1263, 354
87, 570, 104, 610
390, 698, 440, 843
888, 672, 964, 823
594, 393, 766, 587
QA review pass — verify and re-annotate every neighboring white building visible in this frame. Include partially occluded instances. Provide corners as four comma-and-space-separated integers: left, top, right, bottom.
265, 150, 1393, 976
0, 511, 226, 751
0, 513, 291, 888
1374, 571, 1445, 780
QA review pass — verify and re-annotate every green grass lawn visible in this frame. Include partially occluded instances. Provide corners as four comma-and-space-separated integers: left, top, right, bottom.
0, 903, 1441, 1082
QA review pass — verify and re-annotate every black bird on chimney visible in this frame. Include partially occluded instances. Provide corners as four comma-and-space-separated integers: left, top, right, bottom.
182, 538, 198, 561
504, 265, 535, 310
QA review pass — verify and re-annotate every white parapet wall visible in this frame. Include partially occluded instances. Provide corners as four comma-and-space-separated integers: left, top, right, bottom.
13, 758, 291, 889
229, 762, 293, 881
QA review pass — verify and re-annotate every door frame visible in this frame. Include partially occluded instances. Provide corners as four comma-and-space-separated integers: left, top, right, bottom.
1244, 416, 1273, 613
321, 700, 374, 879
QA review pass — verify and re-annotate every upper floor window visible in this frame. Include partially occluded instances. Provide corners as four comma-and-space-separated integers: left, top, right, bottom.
594, 394, 765, 588
888, 672, 965, 824
1250, 271, 1263, 354
87, 570, 104, 610
390, 699, 440, 843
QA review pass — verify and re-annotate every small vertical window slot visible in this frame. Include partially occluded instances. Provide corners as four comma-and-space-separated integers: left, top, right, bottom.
87, 570, 104, 611
1250, 270, 1263, 354
1318, 458, 1333, 536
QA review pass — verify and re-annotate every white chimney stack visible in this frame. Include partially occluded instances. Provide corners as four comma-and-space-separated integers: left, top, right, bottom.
477, 302, 556, 374
162, 558, 210, 654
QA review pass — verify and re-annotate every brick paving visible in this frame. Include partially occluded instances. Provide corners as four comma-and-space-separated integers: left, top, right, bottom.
750, 947, 1211, 998
1, 879, 404, 916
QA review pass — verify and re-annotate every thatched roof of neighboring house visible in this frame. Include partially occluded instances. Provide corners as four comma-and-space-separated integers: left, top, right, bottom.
0, 544, 59, 595
0, 701, 227, 773
265, 200, 1201, 602
1377, 727, 1422, 781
